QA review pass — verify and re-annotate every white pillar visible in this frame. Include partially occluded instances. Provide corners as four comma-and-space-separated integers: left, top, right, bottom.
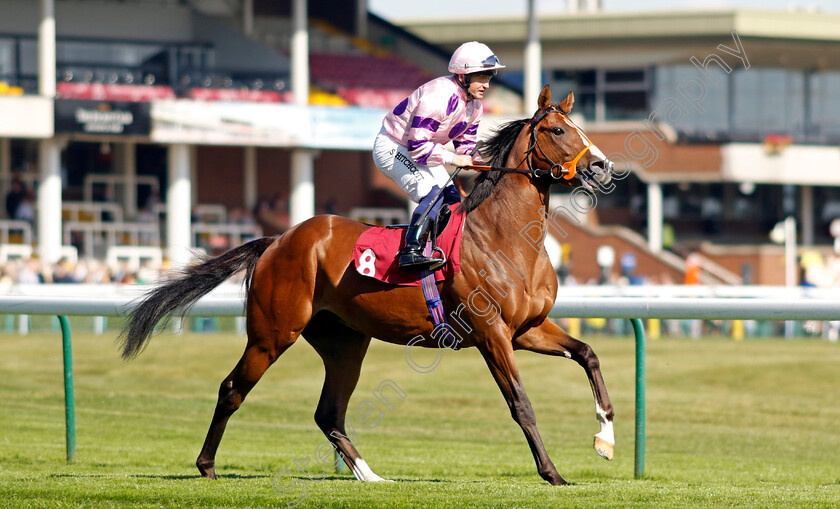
784, 216, 797, 288
242, 0, 254, 37
291, 0, 309, 106
244, 146, 258, 211
37, 139, 62, 264
647, 181, 663, 253
800, 185, 814, 247
290, 150, 315, 226
39, 0, 56, 98
121, 142, 137, 218
290, 0, 314, 227
524, 0, 542, 113
167, 145, 192, 269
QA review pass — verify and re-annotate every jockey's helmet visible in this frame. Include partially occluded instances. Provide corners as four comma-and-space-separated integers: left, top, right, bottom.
448, 42, 505, 77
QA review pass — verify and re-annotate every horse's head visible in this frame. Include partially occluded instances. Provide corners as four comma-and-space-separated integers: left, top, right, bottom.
526, 85, 613, 192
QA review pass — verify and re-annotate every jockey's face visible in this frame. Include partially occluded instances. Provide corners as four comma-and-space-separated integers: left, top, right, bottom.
467, 74, 492, 100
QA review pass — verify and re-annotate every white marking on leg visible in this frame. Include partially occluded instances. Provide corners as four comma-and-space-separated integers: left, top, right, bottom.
594, 403, 615, 444
350, 458, 393, 482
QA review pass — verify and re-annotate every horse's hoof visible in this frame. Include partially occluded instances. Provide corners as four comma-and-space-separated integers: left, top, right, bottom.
542, 472, 568, 485
197, 461, 217, 479
593, 436, 614, 461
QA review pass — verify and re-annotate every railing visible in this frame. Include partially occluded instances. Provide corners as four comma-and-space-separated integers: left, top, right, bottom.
0, 220, 33, 245
3, 293, 839, 477
192, 223, 263, 250
63, 221, 160, 259
83, 174, 160, 204
62, 201, 124, 223
105, 246, 163, 273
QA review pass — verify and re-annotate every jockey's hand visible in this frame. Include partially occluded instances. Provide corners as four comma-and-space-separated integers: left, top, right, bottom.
452, 154, 473, 168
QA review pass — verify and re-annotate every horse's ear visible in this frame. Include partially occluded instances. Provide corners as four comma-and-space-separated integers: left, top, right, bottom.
560, 90, 575, 114
538, 85, 551, 109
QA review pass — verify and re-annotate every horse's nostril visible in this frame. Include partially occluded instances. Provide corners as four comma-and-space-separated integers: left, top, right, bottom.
590, 160, 608, 171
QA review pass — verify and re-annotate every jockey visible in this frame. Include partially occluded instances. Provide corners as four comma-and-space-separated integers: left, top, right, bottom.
373, 41, 504, 270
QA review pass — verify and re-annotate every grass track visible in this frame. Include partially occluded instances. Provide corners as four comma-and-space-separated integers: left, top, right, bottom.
1, 324, 839, 508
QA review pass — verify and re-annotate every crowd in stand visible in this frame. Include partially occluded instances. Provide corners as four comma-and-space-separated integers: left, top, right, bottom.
0, 255, 162, 286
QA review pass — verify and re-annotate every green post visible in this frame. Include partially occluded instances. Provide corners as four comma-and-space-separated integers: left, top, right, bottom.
58, 316, 76, 463
629, 318, 645, 479
335, 450, 347, 473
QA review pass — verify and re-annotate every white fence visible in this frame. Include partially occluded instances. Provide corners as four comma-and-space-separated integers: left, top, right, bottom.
2, 295, 838, 321
2, 293, 838, 477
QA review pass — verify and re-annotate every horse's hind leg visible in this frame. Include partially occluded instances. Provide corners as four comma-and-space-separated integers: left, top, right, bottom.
196, 344, 283, 478
304, 312, 389, 482
196, 294, 310, 479
513, 319, 615, 461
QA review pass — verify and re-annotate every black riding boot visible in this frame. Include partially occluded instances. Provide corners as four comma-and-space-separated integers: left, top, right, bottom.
398, 214, 439, 270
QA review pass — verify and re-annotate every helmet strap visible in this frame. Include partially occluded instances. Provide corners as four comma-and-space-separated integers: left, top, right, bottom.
456, 74, 475, 101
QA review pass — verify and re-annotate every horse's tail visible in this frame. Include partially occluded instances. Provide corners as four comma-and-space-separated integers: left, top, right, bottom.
118, 236, 277, 360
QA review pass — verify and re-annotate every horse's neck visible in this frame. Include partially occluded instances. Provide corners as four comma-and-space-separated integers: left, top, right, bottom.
466, 134, 553, 262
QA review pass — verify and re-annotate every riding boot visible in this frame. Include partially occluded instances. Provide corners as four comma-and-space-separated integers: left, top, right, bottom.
398, 214, 439, 270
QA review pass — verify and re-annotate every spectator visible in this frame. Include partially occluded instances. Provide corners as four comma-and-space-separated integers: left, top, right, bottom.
52, 257, 76, 283
5, 176, 26, 219
17, 258, 44, 284
14, 187, 36, 225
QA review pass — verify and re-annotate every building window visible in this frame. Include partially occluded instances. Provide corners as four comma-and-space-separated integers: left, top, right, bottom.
601, 68, 650, 121
810, 71, 840, 140
653, 64, 729, 138
732, 68, 805, 136
552, 68, 650, 122
550, 70, 595, 119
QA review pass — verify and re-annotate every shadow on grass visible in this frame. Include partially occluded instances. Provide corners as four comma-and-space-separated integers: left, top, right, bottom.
47, 472, 491, 484
48, 473, 205, 480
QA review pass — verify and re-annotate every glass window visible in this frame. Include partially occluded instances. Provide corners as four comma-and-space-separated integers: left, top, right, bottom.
575, 92, 596, 121
653, 64, 729, 136
605, 91, 647, 120
0, 39, 13, 80
732, 68, 804, 135
605, 70, 645, 83
810, 71, 840, 138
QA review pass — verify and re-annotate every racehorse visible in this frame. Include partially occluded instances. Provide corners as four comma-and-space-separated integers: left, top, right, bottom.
119, 85, 616, 486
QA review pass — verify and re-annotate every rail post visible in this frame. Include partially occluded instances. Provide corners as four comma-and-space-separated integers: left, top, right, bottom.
629, 318, 645, 479
58, 315, 76, 463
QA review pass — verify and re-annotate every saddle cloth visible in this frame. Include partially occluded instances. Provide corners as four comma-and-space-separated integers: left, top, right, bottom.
352, 204, 466, 286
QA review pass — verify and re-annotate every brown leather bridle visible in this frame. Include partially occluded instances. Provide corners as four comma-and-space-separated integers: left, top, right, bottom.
459, 105, 596, 182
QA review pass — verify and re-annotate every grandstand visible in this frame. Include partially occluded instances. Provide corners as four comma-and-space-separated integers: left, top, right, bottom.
1, 0, 839, 287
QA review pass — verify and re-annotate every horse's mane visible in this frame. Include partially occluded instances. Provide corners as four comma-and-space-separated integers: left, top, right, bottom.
457, 118, 529, 214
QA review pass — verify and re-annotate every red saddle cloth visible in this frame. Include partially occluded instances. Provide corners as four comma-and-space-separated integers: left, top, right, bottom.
353, 204, 466, 286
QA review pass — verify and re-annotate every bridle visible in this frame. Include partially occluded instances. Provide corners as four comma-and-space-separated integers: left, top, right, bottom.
462, 105, 597, 182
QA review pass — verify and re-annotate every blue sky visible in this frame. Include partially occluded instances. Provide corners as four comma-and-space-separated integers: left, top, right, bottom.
368, 0, 840, 19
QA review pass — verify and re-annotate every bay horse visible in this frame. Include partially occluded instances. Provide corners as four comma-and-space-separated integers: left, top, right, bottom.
119, 85, 616, 486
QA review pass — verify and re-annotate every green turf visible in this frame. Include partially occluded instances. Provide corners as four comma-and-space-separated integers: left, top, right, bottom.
1, 322, 839, 508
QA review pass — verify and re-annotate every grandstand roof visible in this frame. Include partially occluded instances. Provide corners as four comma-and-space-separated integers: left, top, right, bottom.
397, 9, 840, 70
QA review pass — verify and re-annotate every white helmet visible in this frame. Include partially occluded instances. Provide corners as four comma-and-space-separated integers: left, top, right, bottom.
448, 42, 505, 75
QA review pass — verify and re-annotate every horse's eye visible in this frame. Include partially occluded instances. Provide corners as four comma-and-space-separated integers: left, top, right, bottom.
551, 127, 564, 135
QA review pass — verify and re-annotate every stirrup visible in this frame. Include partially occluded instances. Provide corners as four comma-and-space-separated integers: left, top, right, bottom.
426, 246, 447, 271
399, 245, 444, 271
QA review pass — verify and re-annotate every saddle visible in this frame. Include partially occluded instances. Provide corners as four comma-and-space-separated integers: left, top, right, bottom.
352, 204, 465, 287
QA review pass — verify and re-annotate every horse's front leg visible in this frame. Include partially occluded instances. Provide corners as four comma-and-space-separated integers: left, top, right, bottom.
476, 337, 567, 485
513, 318, 615, 461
